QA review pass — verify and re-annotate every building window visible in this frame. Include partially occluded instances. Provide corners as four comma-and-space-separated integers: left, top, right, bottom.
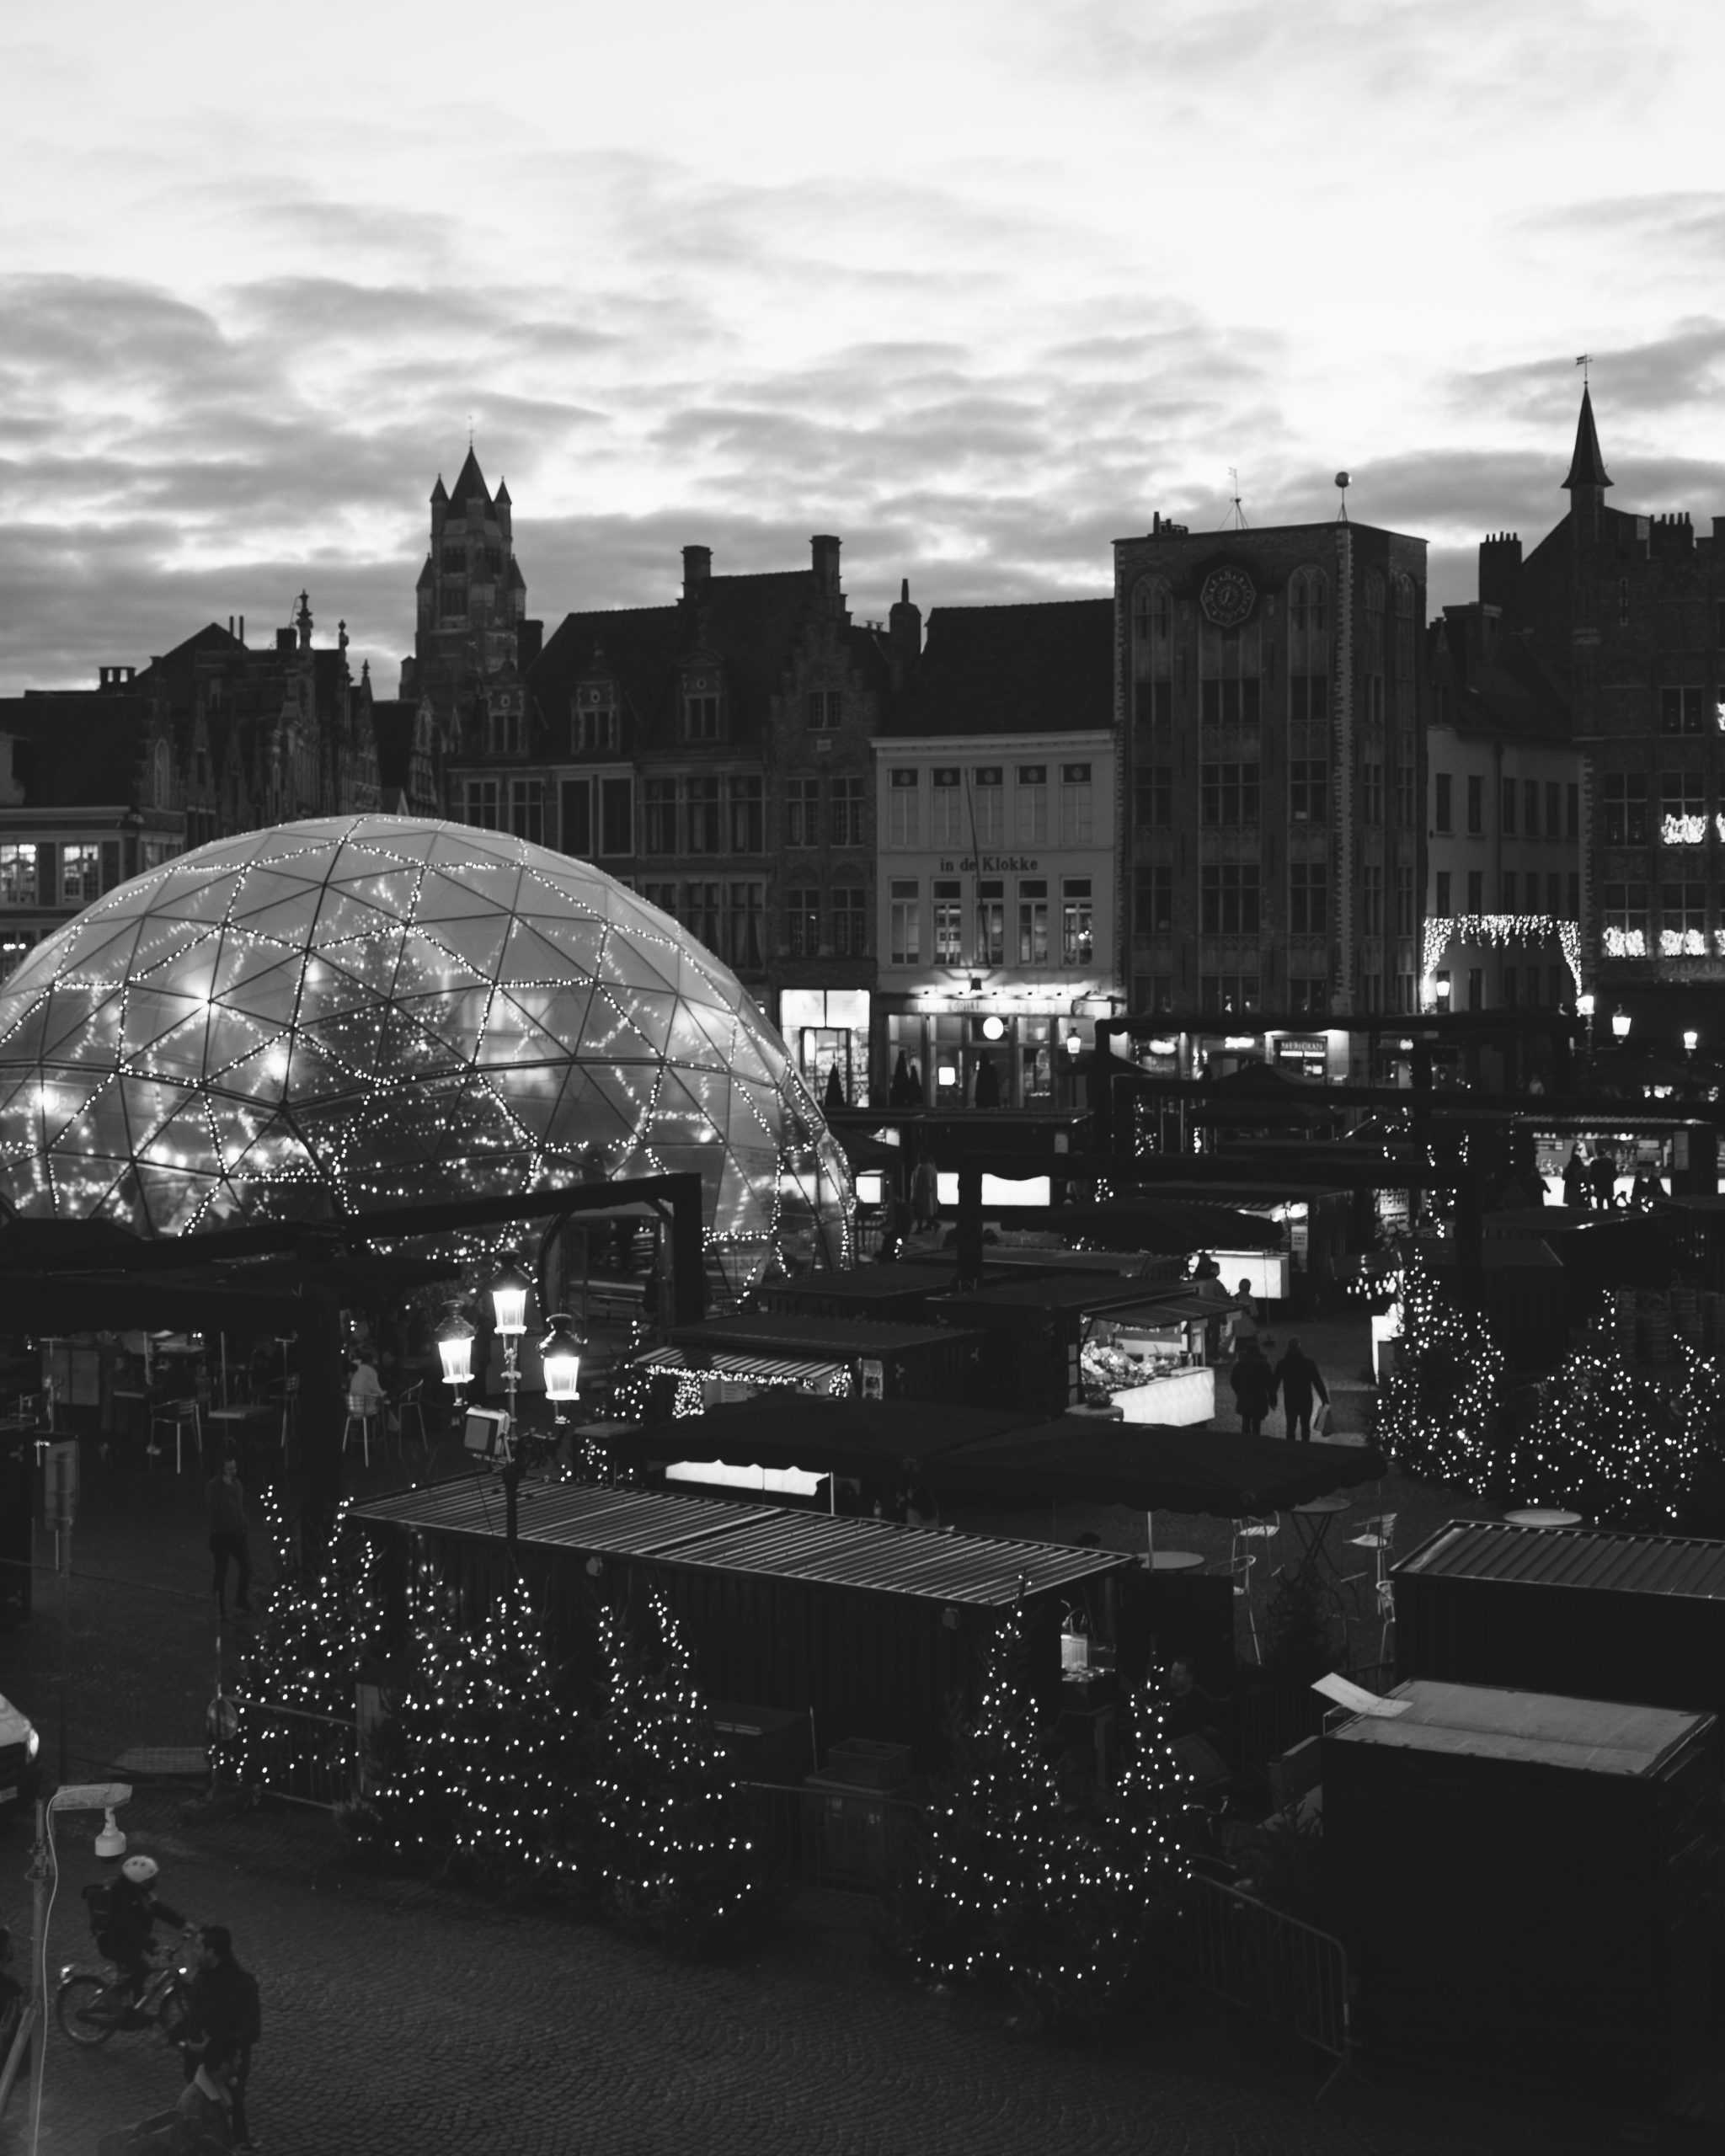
932, 768, 964, 848
889, 880, 920, 966
1289, 976, 1327, 1017
644, 778, 676, 854
1502, 965, 1519, 1007
1017, 766, 1048, 844
441, 546, 467, 573
1662, 686, 1707, 734
972, 768, 1004, 847
888, 770, 919, 847
463, 779, 499, 830
1603, 882, 1648, 957
1661, 771, 1706, 845
787, 889, 821, 958
1547, 871, 1563, 915
1434, 772, 1452, 833
575, 702, 619, 753
440, 580, 465, 622
976, 880, 1005, 966
509, 778, 544, 844
1525, 779, 1540, 836
60, 843, 101, 905
828, 774, 863, 850
728, 881, 765, 969
683, 881, 721, 950
1290, 676, 1327, 725
806, 691, 841, 729
1133, 866, 1172, 935
1500, 776, 1516, 835
1060, 765, 1093, 846
1501, 870, 1517, 912
1466, 868, 1483, 913
788, 778, 820, 847
830, 886, 867, 958
1135, 679, 1172, 730
1661, 882, 1707, 956
933, 879, 963, 965
1466, 775, 1484, 835
1435, 869, 1451, 915
1136, 766, 1172, 827
1361, 864, 1384, 935
685, 776, 722, 853
1061, 877, 1094, 964
0, 844, 38, 906
487, 703, 524, 755
1290, 566, 1327, 643
1290, 861, 1327, 934
1397, 764, 1415, 830
642, 880, 676, 916
1568, 873, 1581, 918
1567, 783, 1581, 838
1290, 760, 1327, 823
600, 776, 633, 857
729, 776, 765, 852
1546, 781, 1561, 838
560, 777, 591, 857
1603, 773, 1648, 846
1201, 863, 1260, 935
1200, 972, 1260, 1015
1363, 763, 1384, 825
1133, 577, 1174, 733
1135, 974, 1174, 1014
1201, 762, 1259, 825
1018, 878, 1049, 964
1200, 659, 1261, 727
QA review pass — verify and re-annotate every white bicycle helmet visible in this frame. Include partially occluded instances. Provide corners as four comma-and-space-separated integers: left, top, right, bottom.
121, 1855, 158, 1886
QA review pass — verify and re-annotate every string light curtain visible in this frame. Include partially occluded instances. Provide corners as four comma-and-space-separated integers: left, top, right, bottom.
0, 815, 852, 1285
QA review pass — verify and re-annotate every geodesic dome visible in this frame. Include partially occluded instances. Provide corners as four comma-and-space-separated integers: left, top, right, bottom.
0, 815, 852, 1278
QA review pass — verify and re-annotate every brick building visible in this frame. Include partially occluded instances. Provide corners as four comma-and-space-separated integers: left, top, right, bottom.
1486, 386, 1725, 1043
1115, 511, 1428, 1078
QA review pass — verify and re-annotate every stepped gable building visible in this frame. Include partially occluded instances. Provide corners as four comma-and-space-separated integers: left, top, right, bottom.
1114, 510, 1428, 1082
0, 596, 380, 980
1482, 386, 1725, 1041
1424, 591, 1581, 1021
457, 530, 896, 1103
873, 595, 1115, 1111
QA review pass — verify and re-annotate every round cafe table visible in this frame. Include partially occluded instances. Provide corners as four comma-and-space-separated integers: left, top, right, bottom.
1143, 1550, 1204, 1572
1503, 1507, 1583, 1529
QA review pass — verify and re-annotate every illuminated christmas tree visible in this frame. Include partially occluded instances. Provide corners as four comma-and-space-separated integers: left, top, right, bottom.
1508, 1342, 1687, 1531
1674, 1343, 1725, 1534
591, 1587, 773, 1955
1372, 1252, 1505, 1492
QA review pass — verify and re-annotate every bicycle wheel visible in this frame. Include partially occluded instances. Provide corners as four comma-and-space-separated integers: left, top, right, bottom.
56, 1973, 117, 2047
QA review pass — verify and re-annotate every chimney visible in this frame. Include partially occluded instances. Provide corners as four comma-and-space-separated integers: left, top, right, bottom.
811, 534, 841, 600
889, 577, 921, 690
682, 545, 711, 601
1478, 531, 1522, 618
275, 627, 296, 654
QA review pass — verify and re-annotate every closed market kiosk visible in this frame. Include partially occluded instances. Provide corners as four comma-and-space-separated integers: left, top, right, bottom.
1325, 1679, 1719, 2108
1393, 1521, 1725, 1726
650, 1312, 986, 1405
351, 1479, 1132, 1774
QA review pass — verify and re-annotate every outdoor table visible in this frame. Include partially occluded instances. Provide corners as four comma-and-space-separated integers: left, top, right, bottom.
1144, 1550, 1204, 1572
1286, 1492, 1357, 1620
1503, 1506, 1583, 1529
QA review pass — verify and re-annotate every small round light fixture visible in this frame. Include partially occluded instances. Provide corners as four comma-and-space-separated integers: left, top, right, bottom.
94, 1806, 127, 1860
981, 1015, 1005, 1042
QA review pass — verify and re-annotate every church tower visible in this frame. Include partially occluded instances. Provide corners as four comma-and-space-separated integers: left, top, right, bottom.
401, 450, 537, 736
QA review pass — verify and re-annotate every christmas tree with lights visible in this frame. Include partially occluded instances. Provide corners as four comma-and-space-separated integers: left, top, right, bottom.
1508, 1342, 1685, 1531
446, 1574, 599, 1904
591, 1587, 774, 1955
1674, 1343, 1725, 1534
1372, 1252, 1505, 1493
889, 1604, 1105, 2022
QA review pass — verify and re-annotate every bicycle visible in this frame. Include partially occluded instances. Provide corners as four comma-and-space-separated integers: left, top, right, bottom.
55, 1927, 198, 2048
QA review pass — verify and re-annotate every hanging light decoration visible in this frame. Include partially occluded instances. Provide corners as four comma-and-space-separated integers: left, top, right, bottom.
436, 1306, 476, 1391
489, 1257, 531, 1339
540, 1315, 585, 1407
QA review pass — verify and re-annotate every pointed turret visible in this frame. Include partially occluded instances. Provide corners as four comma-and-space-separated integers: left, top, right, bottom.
431, 474, 448, 504
449, 447, 490, 510
1562, 384, 1612, 494
495, 477, 511, 504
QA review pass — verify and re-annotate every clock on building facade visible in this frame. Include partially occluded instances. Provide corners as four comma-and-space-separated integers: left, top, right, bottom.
1199, 565, 1256, 629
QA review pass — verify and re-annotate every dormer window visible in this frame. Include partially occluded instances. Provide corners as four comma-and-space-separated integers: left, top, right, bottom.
682, 673, 723, 742
575, 687, 620, 754
487, 697, 525, 755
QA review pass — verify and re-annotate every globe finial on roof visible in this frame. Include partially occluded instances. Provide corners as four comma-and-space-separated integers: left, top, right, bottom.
1562, 383, 1612, 494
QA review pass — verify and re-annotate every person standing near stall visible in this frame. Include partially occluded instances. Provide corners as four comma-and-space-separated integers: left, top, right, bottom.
205, 1454, 251, 1619
1274, 1338, 1331, 1444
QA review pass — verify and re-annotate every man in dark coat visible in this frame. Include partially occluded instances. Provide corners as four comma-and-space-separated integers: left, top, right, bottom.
1274, 1338, 1331, 1444
1229, 1340, 1276, 1437
180, 1925, 261, 2152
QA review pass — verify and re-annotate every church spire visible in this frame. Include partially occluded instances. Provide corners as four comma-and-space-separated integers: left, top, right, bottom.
1562, 383, 1612, 494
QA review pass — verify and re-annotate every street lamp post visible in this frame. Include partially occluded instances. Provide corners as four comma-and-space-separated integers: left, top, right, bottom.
488, 1258, 532, 1550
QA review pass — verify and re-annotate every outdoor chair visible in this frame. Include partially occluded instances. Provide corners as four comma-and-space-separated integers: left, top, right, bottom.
275, 1371, 300, 1451
1230, 1515, 1279, 1572
1374, 1576, 1396, 1662
1224, 1551, 1261, 1662
148, 1397, 202, 1474
342, 1391, 379, 1470
395, 1380, 429, 1463
1339, 1512, 1397, 1614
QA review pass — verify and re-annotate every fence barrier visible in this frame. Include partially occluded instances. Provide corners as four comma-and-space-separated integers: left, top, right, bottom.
232, 1696, 360, 1812
1188, 1870, 1354, 2096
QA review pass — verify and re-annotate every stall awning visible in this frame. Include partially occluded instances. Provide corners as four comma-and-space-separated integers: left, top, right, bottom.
633, 1346, 846, 1388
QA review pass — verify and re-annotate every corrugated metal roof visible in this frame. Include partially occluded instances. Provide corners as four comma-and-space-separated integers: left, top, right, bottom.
350, 1476, 1130, 1604
1395, 1519, 1725, 1601
1332, 1678, 1708, 1774
634, 1346, 844, 1385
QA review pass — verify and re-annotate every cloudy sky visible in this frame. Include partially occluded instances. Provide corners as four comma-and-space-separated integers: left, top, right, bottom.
3, 0, 1722, 695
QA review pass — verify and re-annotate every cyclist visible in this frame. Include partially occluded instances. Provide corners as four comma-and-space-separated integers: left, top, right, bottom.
99, 1854, 190, 2025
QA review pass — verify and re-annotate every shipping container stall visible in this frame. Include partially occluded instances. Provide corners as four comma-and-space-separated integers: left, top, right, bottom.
350, 1479, 1132, 1775
1325, 1678, 1718, 2110
654, 1313, 986, 1406
1394, 1520, 1725, 1725
933, 1275, 1223, 1419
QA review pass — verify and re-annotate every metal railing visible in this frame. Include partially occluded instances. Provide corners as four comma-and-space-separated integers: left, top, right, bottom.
230, 1696, 360, 1811
1188, 1870, 1354, 2096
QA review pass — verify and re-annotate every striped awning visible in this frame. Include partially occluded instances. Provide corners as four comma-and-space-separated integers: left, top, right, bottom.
633, 1346, 846, 1388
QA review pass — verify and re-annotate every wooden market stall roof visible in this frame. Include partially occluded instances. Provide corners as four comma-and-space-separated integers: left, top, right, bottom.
350, 1476, 1132, 1606
1400, 1519, 1725, 1601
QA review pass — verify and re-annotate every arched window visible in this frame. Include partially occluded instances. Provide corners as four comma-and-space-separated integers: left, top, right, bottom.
1288, 568, 1328, 724
1131, 577, 1173, 731
1362, 570, 1387, 723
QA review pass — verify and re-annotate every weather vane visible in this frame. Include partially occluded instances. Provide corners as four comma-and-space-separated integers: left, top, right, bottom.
1576, 354, 1592, 386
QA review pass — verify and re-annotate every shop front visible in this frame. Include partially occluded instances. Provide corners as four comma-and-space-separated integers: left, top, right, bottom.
779, 987, 872, 1107
883, 997, 1103, 1113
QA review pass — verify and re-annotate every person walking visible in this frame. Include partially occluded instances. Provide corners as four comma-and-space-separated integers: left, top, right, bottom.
1562, 1146, 1589, 1210
204, 1454, 251, 1620
181, 1924, 263, 2153
909, 1153, 940, 1233
1274, 1338, 1331, 1444
1229, 1339, 1276, 1437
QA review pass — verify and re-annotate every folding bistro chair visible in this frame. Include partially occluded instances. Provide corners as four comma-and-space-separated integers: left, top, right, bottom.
148, 1398, 202, 1474
1339, 1511, 1397, 1617
1225, 1551, 1262, 1662
342, 1391, 379, 1470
